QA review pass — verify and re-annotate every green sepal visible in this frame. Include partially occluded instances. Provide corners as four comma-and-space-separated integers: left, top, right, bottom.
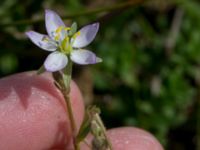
69, 22, 78, 36
62, 73, 70, 89
37, 65, 46, 75
53, 80, 62, 90
76, 110, 91, 143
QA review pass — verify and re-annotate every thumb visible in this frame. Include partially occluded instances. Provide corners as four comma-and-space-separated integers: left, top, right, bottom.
0, 71, 84, 150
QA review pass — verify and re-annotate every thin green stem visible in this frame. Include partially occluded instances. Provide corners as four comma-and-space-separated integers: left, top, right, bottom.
64, 94, 80, 150
53, 59, 79, 150
89, 106, 113, 150
0, 0, 144, 27
95, 114, 113, 150
63, 60, 80, 150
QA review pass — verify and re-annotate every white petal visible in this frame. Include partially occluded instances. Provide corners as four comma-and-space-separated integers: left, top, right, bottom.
70, 49, 102, 65
73, 23, 99, 48
44, 52, 68, 72
26, 31, 57, 51
45, 9, 65, 38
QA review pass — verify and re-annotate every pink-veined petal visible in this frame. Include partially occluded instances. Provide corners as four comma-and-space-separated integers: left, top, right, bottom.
45, 9, 65, 38
44, 52, 68, 72
26, 31, 57, 51
72, 23, 99, 48
70, 49, 102, 65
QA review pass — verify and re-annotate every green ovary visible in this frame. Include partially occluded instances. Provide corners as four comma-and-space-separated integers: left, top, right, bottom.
61, 36, 72, 54
55, 27, 73, 54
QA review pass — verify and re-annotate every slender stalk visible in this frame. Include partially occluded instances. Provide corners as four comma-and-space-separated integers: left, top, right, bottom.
95, 114, 113, 150
64, 94, 80, 150
0, 0, 144, 27
53, 59, 80, 150
63, 60, 80, 150
89, 106, 113, 150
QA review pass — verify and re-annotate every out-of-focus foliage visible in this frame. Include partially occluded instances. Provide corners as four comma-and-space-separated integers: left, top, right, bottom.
0, 0, 200, 149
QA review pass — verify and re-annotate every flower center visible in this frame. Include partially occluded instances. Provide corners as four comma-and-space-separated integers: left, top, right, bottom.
54, 26, 80, 54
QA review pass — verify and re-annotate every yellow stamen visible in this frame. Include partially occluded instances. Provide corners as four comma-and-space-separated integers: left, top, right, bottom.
54, 26, 65, 41
62, 36, 69, 51
42, 37, 49, 42
73, 31, 81, 38
64, 27, 71, 31
54, 26, 75, 54
71, 31, 81, 45
55, 26, 63, 33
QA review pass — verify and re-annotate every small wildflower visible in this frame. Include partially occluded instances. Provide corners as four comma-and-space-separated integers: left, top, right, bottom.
26, 9, 102, 72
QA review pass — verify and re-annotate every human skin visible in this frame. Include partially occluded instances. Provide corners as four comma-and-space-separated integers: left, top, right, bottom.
0, 71, 163, 150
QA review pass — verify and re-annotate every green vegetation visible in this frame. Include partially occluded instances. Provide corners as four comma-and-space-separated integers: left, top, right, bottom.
0, 0, 199, 149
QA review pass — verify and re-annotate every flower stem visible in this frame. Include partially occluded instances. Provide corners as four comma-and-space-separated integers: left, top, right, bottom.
64, 94, 80, 150
89, 106, 113, 150
53, 59, 80, 150
95, 114, 113, 150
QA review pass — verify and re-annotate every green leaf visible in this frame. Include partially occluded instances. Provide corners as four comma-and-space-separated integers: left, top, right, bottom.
69, 22, 77, 36
76, 111, 91, 143
37, 65, 45, 75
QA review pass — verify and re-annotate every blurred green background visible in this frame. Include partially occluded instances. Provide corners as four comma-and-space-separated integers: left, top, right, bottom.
0, 0, 200, 149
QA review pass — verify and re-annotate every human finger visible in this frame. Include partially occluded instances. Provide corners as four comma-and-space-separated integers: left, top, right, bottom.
0, 71, 84, 150
81, 127, 164, 150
